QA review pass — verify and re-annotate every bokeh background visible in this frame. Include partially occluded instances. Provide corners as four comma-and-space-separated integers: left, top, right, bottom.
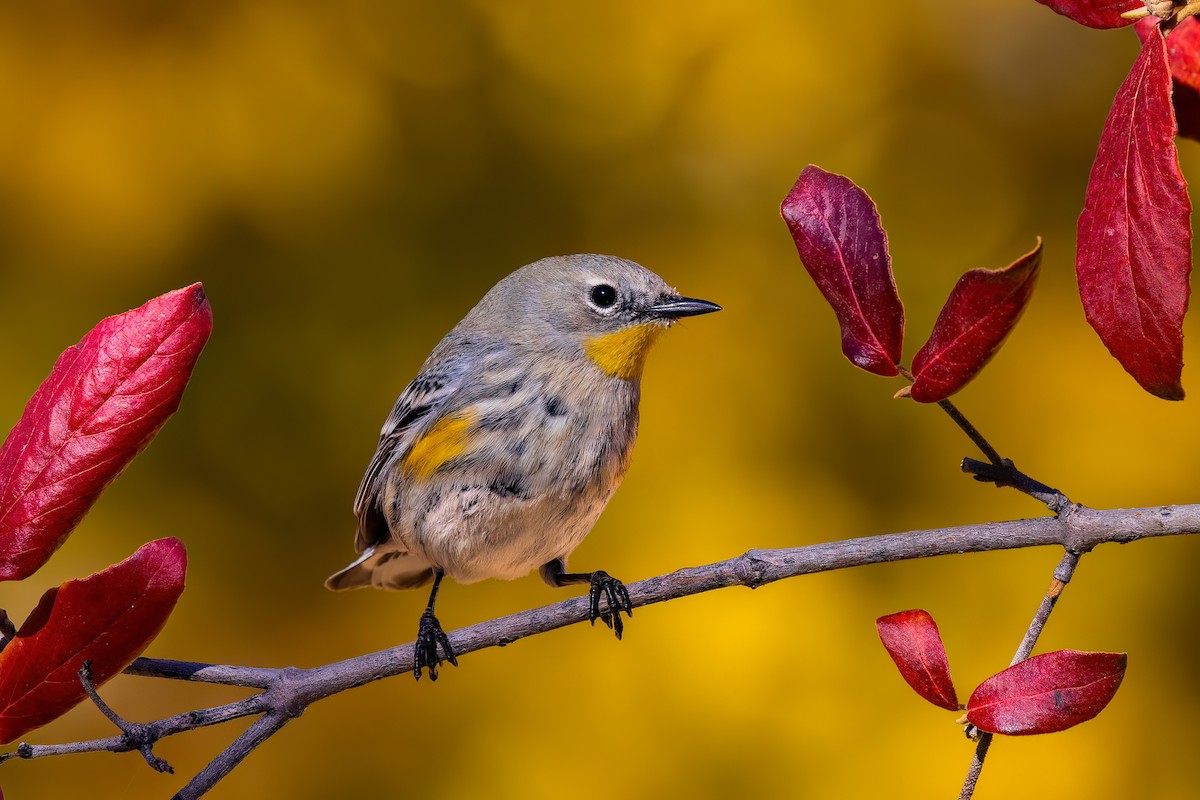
1, 1, 1198, 797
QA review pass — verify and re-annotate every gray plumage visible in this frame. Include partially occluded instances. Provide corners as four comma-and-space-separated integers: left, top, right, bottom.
325, 254, 719, 679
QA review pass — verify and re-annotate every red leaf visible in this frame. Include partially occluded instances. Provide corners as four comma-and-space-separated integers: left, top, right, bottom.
1136, 17, 1200, 141
0, 538, 186, 743
0, 285, 212, 580
909, 241, 1042, 403
966, 650, 1127, 735
1035, 0, 1140, 29
781, 166, 904, 377
1142, 17, 1200, 87
876, 610, 959, 711
1077, 27, 1191, 400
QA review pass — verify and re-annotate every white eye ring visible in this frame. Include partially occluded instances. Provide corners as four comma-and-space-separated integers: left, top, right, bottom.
588, 283, 618, 310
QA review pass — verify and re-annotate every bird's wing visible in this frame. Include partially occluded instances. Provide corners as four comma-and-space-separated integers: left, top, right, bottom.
352, 350, 474, 552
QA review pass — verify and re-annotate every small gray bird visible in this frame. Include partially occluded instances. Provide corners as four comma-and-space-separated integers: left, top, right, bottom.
326, 254, 720, 679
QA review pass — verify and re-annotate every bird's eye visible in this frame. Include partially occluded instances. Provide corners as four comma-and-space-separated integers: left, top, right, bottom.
589, 284, 618, 309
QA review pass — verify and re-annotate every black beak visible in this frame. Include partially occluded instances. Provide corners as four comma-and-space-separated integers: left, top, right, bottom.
649, 295, 722, 319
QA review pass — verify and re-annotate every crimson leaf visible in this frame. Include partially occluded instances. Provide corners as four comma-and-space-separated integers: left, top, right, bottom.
1034, 0, 1140, 29
909, 240, 1042, 403
876, 609, 959, 711
966, 650, 1127, 735
781, 165, 904, 377
1136, 17, 1200, 141
0, 538, 187, 743
0, 284, 212, 580
1077, 26, 1191, 400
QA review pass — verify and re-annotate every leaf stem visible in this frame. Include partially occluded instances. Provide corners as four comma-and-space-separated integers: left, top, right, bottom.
895, 367, 1005, 467
935, 397, 1004, 466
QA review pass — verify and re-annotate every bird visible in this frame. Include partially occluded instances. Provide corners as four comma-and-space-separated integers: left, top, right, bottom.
325, 254, 720, 679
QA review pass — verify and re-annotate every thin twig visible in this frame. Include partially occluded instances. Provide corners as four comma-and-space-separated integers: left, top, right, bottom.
959, 549, 1085, 799
961, 457, 1069, 512
960, 732, 992, 800
935, 397, 1005, 466
893, 370, 1005, 468
1010, 550, 1081, 664
78, 661, 174, 773
0, 695, 269, 765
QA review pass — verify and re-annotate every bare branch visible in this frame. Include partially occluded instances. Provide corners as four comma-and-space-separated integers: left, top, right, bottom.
123, 504, 1200, 698
934, 396, 1005, 466
78, 661, 173, 773
132, 502, 1200, 686
5, 502, 1199, 797
0, 695, 269, 765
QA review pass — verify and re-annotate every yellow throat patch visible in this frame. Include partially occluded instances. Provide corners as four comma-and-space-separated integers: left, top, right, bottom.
583, 322, 665, 380
403, 412, 476, 479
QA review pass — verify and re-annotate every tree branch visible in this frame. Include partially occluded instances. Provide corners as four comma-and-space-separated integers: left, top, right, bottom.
134, 502, 1200, 685
174, 711, 295, 800
0, 695, 268, 766
5, 502, 1198, 797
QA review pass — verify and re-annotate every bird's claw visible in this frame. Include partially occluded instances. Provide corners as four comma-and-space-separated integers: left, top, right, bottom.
415, 609, 457, 681
587, 571, 633, 639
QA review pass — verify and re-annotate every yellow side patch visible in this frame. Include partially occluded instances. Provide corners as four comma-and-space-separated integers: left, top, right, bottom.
583, 323, 665, 380
403, 412, 477, 479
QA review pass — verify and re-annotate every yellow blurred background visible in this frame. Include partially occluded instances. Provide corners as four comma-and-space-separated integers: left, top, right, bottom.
1, 1, 1197, 797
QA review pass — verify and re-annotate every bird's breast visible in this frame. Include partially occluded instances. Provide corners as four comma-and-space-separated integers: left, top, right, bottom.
389, 360, 641, 582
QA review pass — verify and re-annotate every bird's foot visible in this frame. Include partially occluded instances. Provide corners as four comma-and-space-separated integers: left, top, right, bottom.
414, 609, 457, 681
587, 571, 633, 639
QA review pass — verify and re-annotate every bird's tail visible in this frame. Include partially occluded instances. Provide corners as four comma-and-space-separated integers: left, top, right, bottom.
324, 544, 435, 591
